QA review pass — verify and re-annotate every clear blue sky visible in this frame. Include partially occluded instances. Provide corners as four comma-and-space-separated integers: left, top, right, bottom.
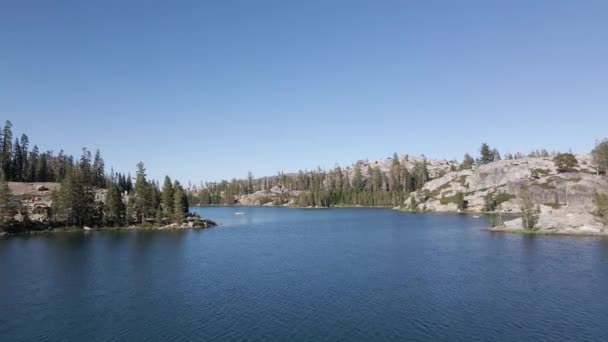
1, 1, 606, 184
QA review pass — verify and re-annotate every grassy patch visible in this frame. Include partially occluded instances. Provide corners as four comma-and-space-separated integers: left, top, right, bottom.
425, 183, 452, 199
258, 197, 274, 205
532, 182, 557, 190
439, 194, 460, 205
495, 193, 516, 205
580, 169, 597, 174
543, 202, 562, 209
531, 168, 551, 179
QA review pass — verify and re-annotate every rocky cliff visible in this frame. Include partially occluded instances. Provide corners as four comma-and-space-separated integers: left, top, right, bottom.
235, 185, 303, 206
405, 155, 608, 234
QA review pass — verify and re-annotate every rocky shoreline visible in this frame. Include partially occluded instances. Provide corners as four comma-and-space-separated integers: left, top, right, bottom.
401, 155, 607, 236
485, 226, 608, 237
1, 218, 218, 237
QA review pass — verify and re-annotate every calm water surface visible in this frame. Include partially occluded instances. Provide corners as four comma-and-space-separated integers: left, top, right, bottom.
1, 207, 608, 341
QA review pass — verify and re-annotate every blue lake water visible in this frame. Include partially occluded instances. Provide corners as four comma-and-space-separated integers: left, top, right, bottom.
1, 207, 608, 341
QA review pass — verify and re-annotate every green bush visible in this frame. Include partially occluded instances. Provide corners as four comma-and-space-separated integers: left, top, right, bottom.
593, 192, 608, 227
520, 186, 541, 230
553, 153, 578, 173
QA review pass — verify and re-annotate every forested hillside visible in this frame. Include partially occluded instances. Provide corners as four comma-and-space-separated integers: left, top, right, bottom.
187, 143, 587, 208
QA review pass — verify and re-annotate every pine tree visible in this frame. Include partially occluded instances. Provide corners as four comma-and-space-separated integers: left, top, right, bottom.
54, 169, 95, 227
372, 166, 384, 192
173, 183, 186, 224
0, 171, 14, 224
492, 149, 501, 161
592, 139, 608, 175
161, 176, 174, 220
455, 191, 466, 211
155, 206, 164, 226
400, 163, 409, 193
0, 120, 13, 179
520, 186, 540, 230
79, 148, 92, 184
126, 199, 135, 226
20, 134, 29, 179
461, 153, 475, 170
593, 192, 608, 227
126, 173, 133, 193
479, 143, 493, 165
389, 153, 401, 191
12, 138, 23, 181
133, 162, 149, 223
352, 163, 363, 192
411, 159, 429, 190
148, 181, 161, 219
247, 171, 254, 194
92, 149, 106, 188
35, 153, 49, 182
104, 184, 125, 226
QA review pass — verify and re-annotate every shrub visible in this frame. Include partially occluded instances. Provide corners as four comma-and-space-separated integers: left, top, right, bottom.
440, 191, 467, 211
593, 192, 608, 227
531, 168, 550, 179
495, 192, 516, 205
553, 153, 578, 173
520, 186, 541, 230
592, 139, 608, 175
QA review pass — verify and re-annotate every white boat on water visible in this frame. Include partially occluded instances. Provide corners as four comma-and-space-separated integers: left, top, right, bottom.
472, 215, 480, 218
235, 212, 245, 215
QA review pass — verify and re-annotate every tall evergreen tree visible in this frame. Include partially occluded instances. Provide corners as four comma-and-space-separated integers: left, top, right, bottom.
492, 149, 501, 161
54, 169, 95, 227
592, 139, 608, 175
104, 184, 125, 226
0, 121, 13, 179
92, 149, 106, 188
133, 162, 153, 223
20, 134, 29, 178
35, 153, 49, 182
352, 163, 363, 192
79, 148, 92, 184
411, 159, 429, 190
126, 173, 133, 193
0, 171, 14, 224
479, 143, 493, 165
247, 171, 254, 194
27, 145, 38, 181
173, 182, 186, 223
460, 153, 475, 170
12, 138, 24, 181
389, 153, 402, 191
161, 176, 174, 220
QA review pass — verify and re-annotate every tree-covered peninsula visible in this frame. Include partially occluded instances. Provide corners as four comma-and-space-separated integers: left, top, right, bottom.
0, 120, 215, 235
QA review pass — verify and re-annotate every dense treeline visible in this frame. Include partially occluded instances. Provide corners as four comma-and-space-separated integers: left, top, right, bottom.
188, 143, 576, 208
0, 120, 107, 185
189, 154, 431, 207
50, 161, 189, 228
0, 121, 192, 232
